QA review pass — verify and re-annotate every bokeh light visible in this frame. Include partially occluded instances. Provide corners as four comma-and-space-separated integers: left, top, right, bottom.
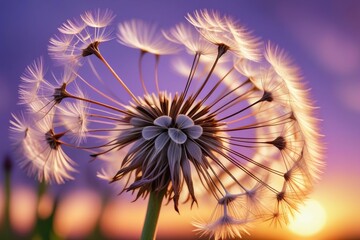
37, 192, 54, 219
100, 196, 146, 239
53, 189, 102, 239
9, 186, 36, 235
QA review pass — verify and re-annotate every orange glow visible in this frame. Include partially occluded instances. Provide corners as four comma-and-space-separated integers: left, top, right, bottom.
53, 189, 101, 239
288, 199, 327, 237
100, 196, 147, 239
37, 192, 54, 219
10, 186, 36, 235
313, 175, 360, 239
157, 199, 218, 239
100, 194, 217, 239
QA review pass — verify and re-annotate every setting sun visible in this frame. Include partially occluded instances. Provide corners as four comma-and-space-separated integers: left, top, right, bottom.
288, 199, 327, 237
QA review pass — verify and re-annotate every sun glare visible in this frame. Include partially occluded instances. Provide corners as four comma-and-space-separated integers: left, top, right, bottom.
288, 199, 327, 237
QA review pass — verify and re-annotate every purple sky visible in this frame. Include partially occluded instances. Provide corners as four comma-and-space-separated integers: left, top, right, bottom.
1, 0, 360, 237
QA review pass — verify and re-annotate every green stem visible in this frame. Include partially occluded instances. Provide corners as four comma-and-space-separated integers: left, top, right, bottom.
3, 169, 11, 238
140, 189, 166, 240
2, 156, 13, 239
33, 181, 52, 240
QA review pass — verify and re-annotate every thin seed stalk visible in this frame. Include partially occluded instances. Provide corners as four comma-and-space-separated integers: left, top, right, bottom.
140, 189, 166, 240
95, 51, 141, 105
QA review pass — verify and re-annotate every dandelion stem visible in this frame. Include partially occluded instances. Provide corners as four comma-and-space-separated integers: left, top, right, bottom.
33, 181, 53, 240
140, 189, 166, 240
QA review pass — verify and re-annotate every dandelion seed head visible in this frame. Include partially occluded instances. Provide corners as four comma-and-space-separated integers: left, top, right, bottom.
110, 92, 224, 211
11, 9, 324, 239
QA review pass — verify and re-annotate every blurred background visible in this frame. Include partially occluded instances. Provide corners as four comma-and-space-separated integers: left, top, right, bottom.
1, 0, 359, 239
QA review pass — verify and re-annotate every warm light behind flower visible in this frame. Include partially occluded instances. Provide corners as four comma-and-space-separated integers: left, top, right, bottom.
288, 199, 327, 237
10, 8, 323, 239
100, 196, 146, 239
9, 186, 37, 235
37, 192, 54, 219
53, 189, 102, 239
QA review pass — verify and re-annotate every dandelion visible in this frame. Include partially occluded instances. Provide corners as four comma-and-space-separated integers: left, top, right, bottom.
10, 9, 323, 240
49, 9, 114, 65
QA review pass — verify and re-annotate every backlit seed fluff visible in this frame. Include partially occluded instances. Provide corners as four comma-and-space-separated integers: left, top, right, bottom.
18, 57, 46, 106
163, 22, 217, 55
186, 9, 262, 61
117, 19, 179, 55
10, 9, 323, 239
49, 9, 114, 65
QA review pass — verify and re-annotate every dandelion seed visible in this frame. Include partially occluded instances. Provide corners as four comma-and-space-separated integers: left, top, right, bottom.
25, 66, 77, 115
57, 98, 89, 146
18, 57, 46, 105
81, 9, 115, 28
117, 19, 179, 55
58, 18, 86, 35
186, 9, 262, 61
163, 22, 217, 55
11, 9, 324, 239
10, 113, 76, 183
49, 9, 114, 65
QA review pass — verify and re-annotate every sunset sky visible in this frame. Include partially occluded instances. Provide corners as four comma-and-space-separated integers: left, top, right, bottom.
1, 1, 359, 239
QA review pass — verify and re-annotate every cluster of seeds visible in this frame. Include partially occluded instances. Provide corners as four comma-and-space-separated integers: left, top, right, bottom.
10, 9, 323, 239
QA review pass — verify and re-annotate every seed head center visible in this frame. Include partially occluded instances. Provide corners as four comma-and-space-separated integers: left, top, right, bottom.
141, 114, 203, 145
